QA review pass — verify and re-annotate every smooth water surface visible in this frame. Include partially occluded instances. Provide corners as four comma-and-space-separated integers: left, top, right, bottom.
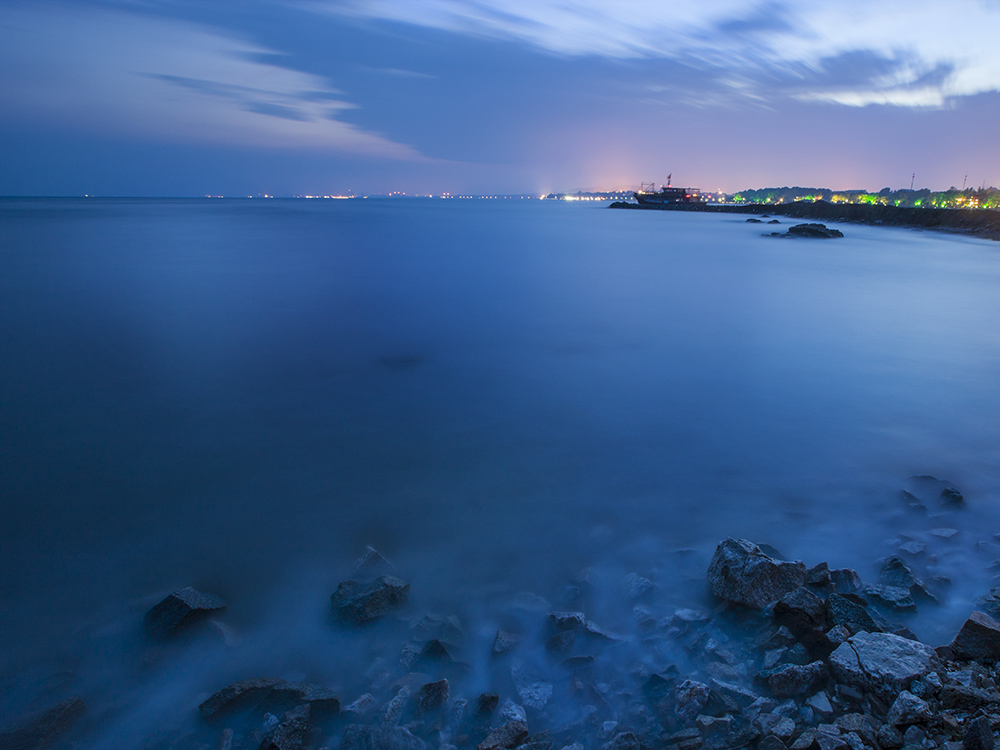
2, 198, 1000, 745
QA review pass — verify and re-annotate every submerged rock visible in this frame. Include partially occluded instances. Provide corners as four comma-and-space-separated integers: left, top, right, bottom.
477, 719, 528, 750
0, 696, 85, 750
200, 678, 285, 720
260, 704, 310, 750
786, 223, 844, 238
144, 586, 227, 639
708, 538, 806, 609
331, 576, 409, 625
341, 723, 427, 750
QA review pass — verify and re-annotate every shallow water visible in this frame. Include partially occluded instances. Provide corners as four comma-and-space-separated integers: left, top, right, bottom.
2, 197, 1000, 746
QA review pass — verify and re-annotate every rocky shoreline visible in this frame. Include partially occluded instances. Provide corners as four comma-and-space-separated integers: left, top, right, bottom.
608, 201, 1000, 242
6, 480, 1000, 750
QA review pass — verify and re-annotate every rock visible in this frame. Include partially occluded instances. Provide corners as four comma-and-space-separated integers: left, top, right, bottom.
826, 594, 881, 635
0, 696, 85, 750
269, 682, 341, 714
806, 563, 832, 589
549, 612, 588, 631
829, 632, 940, 700
759, 736, 789, 750
757, 714, 796, 740
144, 586, 227, 638
341, 724, 427, 750
476, 693, 499, 717
806, 692, 833, 716
200, 678, 285, 720
768, 220, 781, 225
961, 716, 993, 750
343, 694, 376, 719
383, 686, 410, 725
787, 223, 844, 238
499, 699, 527, 725
260, 704, 310, 750
354, 546, 393, 578
602, 732, 641, 750
675, 680, 710, 722
331, 576, 409, 625
950, 611, 1000, 661
774, 587, 831, 656
511, 664, 552, 709
747, 218, 763, 223
877, 724, 904, 749
766, 661, 827, 697
885, 691, 932, 726
478, 720, 529, 750
862, 585, 916, 612
930, 528, 959, 539
879, 557, 934, 602
492, 630, 521, 658
833, 715, 879, 748
625, 573, 653, 600
941, 487, 965, 508
707, 539, 806, 609
416, 679, 449, 714
829, 569, 862, 594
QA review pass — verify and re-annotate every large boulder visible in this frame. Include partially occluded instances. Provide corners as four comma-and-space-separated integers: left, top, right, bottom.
331, 576, 409, 625
144, 586, 227, 639
949, 611, 1000, 661
829, 632, 940, 700
707, 539, 806, 609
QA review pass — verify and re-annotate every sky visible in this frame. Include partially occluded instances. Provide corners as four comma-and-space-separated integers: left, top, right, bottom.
1, 0, 998, 196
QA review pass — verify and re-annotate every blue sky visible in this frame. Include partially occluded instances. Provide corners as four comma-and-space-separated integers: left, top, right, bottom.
1, 0, 998, 195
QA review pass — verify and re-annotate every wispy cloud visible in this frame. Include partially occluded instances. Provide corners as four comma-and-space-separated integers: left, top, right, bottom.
314, 0, 1000, 108
0, 2, 422, 157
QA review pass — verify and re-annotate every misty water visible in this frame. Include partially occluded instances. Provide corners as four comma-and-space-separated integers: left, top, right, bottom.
2, 197, 1000, 747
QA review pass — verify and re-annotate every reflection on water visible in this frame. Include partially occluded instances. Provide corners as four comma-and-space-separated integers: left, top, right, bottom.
2, 198, 1000, 745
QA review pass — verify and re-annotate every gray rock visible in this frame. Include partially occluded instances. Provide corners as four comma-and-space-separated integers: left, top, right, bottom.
331, 576, 409, 625
510, 664, 552, 710
341, 724, 427, 750
877, 724, 904, 749
675, 680, 711, 722
767, 661, 827, 697
885, 691, 932, 726
880, 557, 933, 601
268, 681, 341, 714
625, 573, 653, 600
862, 585, 916, 612
826, 594, 881, 635
0, 697, 85, 750
829, 632, 940, 700
343, 694, 376, 719
759, 737, 789, 750
602, 732, 641, 750
962, 716, 993, 750
492, 630, 521, 658
144, 586, 227, 639
200, 678, 284, 720
757, 714, 796, 740
260, 704, 310, 750
829, 569, 862, 594
806, 692, 833, 715
478, 720, 529, 750
353, 546, 393, 578
941, 487, 965, 507
707, 539, 806, 609
950, 611, 1000, 661
416, 679, 449, 713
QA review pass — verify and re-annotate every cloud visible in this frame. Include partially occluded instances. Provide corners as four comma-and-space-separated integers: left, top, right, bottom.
0, 2, 421, 157
314, 0, 1000, 107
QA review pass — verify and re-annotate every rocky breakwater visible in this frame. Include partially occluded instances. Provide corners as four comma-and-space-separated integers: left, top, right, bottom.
609, 200, 1000, 241
8, 480, 1000, 750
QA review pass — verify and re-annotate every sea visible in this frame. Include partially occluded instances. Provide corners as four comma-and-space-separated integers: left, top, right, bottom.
2, 197, 1000, 747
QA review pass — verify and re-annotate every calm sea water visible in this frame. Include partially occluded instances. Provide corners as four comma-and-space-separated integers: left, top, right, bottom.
2, 197, 1000, 745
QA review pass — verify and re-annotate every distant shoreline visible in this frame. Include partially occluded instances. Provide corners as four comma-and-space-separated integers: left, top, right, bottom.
609, 199, 1000, 242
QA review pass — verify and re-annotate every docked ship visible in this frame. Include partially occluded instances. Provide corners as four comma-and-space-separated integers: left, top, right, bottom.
633, 176, 703, 205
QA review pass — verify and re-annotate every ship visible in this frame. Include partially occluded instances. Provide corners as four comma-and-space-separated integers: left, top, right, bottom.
633, 175, 703, 205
